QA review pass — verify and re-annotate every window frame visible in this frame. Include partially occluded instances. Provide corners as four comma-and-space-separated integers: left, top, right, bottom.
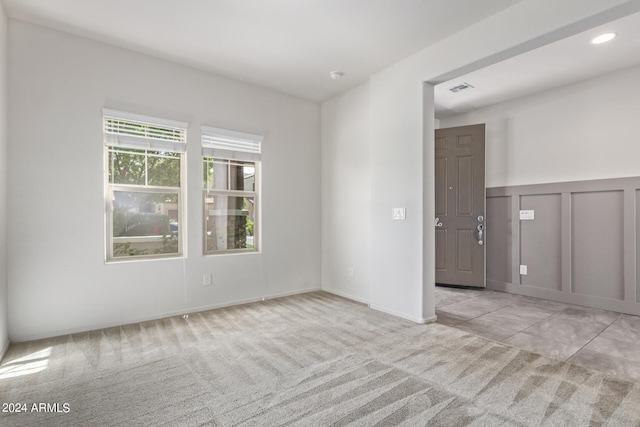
103, 109, 187, 262
202, 126, 262, 255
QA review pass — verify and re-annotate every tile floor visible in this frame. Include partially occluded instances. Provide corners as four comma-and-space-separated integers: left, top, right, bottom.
435, 285, 640, 383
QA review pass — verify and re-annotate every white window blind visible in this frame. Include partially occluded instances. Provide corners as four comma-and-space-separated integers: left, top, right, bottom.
103, 109, 188, 153
201, 126, 263, 161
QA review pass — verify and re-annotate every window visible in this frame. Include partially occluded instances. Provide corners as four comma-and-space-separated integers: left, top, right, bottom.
202, 126, 262, 254
104, 109, 187, 260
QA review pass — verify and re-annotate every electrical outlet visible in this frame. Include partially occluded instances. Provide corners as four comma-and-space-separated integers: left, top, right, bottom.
203, 273, 212, 286
519, 210, 535, 220
348, 267, 355, 278
519, 265, 527, 275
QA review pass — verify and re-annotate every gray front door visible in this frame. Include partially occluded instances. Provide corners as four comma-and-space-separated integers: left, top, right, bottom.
435, 124, 486, 287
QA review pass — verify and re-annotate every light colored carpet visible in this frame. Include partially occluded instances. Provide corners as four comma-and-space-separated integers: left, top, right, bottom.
1, 292, 639, 426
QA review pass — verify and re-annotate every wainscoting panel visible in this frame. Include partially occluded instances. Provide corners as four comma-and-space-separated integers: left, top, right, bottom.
486, 177, 640, 316
571, 191, 624, 300
486, 196, 511, 284
520, 194, 562, 291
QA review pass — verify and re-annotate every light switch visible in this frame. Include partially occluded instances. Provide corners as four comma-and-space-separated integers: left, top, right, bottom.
392, 208, 406, 220
519, 210, 535, 220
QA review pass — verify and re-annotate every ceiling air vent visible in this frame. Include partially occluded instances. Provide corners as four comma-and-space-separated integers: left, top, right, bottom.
449, 82, 474, 93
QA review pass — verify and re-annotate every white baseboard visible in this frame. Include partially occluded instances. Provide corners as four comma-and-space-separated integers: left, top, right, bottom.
11, 288, 441, 342
321, 288, 369, 305
0, 339, 10, 362
185, 287, 323, 314
12, 287, 322, 342
369, 304, 437, 324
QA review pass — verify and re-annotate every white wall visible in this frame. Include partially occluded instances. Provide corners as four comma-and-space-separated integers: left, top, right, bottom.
321, 0, 635, 323
7, 21, 321, 341
368, 62, 430, 322
440, 64, 640, 187
0, 4, 8, 357
320, 83, 371, 302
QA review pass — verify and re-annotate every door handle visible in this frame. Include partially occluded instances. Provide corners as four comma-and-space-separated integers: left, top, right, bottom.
434, 217, 443, 228
477, 224, 484, 246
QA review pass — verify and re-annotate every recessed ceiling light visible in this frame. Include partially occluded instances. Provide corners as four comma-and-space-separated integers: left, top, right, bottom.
591, 32, 617, 45
329, 71, 344, 80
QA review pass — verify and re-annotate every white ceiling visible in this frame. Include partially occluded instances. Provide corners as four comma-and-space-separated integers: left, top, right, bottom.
1, 0, 521, 102
3, 0, 640, 114
435, 10, 640, 118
